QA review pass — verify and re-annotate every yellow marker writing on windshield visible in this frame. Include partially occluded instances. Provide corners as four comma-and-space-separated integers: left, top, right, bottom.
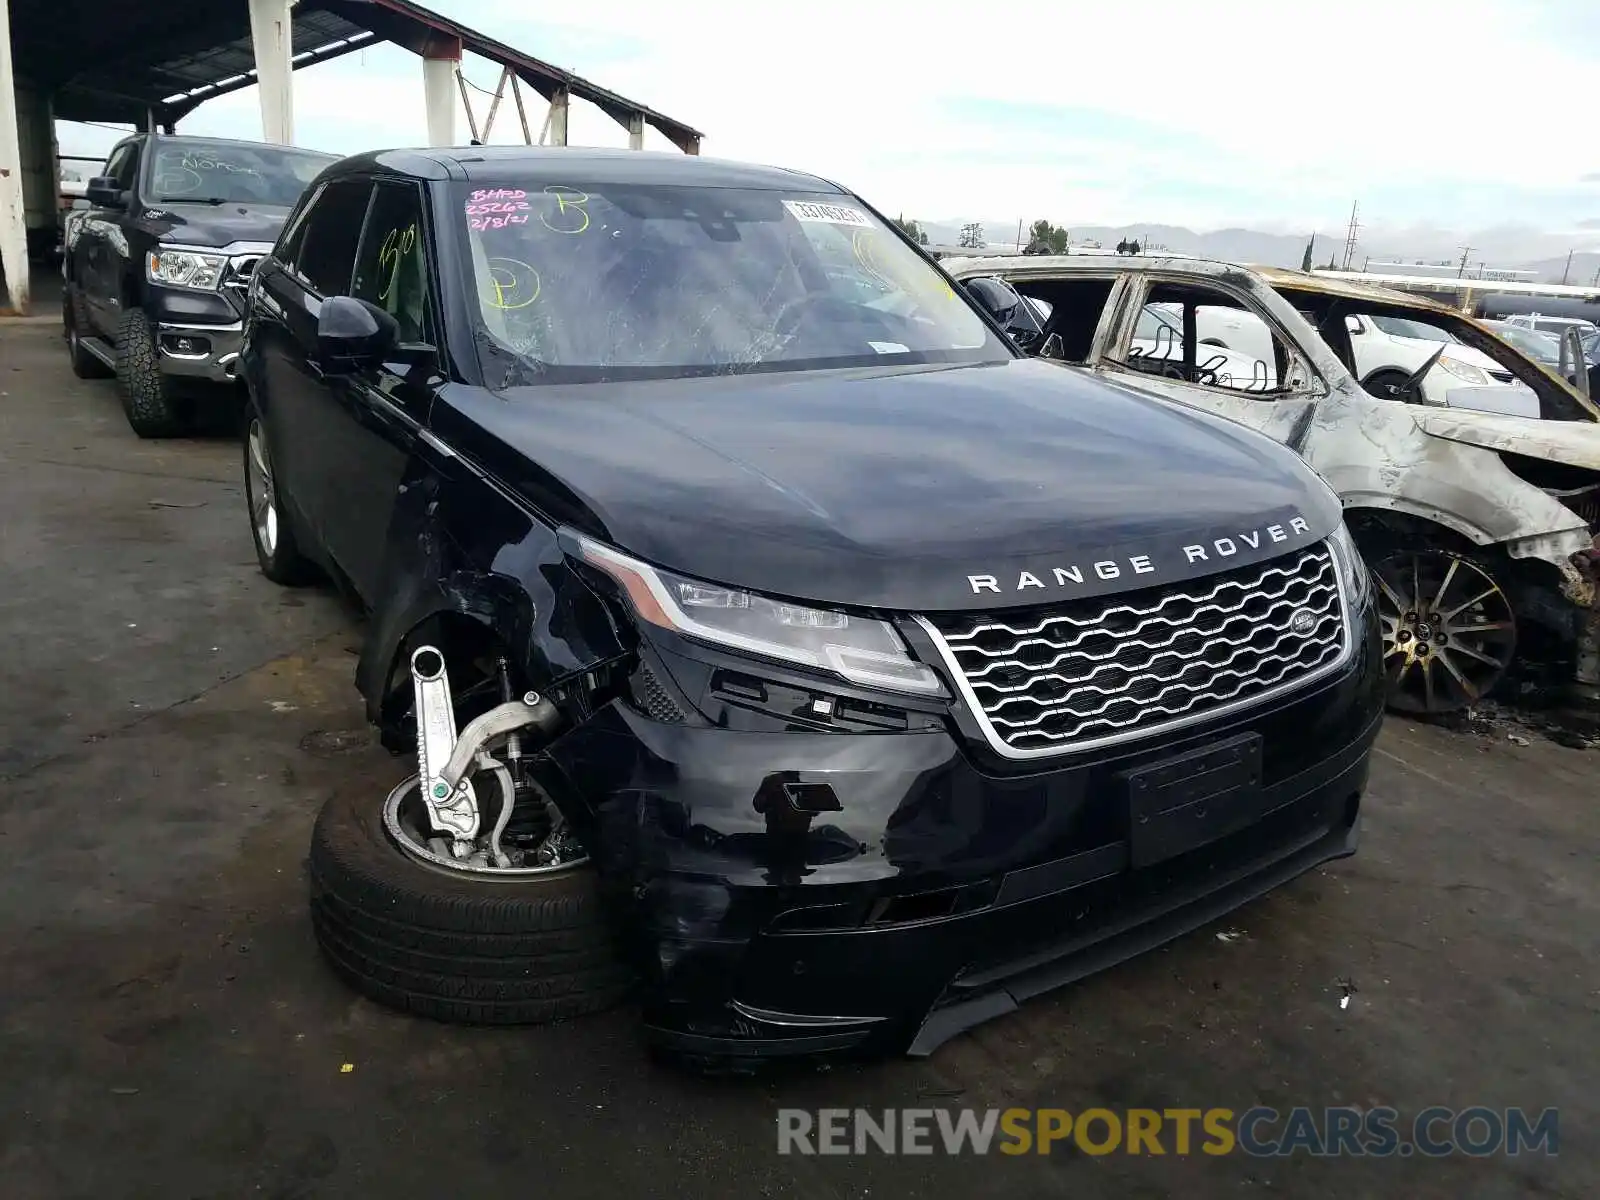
485, 257, 540, 309
541, 186, 590, 235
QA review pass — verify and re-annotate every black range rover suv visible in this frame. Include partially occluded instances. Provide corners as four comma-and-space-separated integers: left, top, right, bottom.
239, 146, 1384, 1065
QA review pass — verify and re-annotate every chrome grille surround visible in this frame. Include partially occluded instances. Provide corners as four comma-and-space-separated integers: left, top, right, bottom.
916, 542, 1355, 760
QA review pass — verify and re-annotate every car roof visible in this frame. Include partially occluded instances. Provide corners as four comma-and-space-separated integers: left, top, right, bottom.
318, 146, 845, 193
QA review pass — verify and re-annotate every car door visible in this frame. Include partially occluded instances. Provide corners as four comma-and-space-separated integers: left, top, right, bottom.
253, 176, 375, 560
1095, 275, 1325, 448
314, 178, 437, 602
78, 139, 140, 335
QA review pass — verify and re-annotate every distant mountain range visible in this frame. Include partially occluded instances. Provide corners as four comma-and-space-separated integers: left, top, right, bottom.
914, 220, 1600, 286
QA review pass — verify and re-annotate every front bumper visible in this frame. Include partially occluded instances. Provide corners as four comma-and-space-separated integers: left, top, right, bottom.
545, 604, 1386, 1062
148, 280, 249, 384
155, 320, 243, 382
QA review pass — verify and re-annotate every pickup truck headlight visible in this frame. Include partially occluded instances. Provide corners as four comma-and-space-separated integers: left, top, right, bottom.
1436, 355, 1489, 386
576, 537, 946, 697
146, 249, 227, 291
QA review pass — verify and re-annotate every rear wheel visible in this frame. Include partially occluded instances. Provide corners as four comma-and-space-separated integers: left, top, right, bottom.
1371, 547, 1516, 714
63, 288, 111, 379
243, 412, 317, 585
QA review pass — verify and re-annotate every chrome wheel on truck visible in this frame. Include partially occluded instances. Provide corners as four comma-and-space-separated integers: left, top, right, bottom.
1372, 548, 1516, 714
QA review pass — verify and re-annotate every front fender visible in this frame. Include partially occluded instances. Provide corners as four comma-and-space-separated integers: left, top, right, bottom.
356, 451, 628, 731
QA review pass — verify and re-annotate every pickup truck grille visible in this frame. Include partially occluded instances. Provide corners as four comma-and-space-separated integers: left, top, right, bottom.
924, 545, 1347, 757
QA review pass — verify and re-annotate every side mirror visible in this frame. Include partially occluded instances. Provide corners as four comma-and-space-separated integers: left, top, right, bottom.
315, 296, 399, 372
1344, 314, 1362, 335
86, 177, 125, 208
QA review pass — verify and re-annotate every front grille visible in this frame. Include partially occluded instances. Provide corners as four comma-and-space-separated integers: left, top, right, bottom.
925, 545, 1347, 757
220, 254, 263, 317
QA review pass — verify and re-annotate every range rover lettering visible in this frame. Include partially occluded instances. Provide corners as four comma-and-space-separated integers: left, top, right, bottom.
238, 147, 1384, 1066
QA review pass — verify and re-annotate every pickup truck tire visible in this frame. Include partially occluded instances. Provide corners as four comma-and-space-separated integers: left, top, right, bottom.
308, 787, 630, 1025
63, 289, 112, 379
114, 308, 187, 438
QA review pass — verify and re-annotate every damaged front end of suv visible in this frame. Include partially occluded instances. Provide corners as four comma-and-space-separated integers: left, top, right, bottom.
246, 149, 1387, 1066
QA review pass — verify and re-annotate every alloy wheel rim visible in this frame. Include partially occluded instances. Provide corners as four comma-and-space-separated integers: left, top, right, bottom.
246, 419, 279, 557
1372, 550, 1516, 713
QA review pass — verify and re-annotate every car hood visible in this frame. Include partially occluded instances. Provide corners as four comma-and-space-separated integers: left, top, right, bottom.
150, 202, 291, 246
1413, 410, 1600, 470
433, 359, 1342, 612
1385, 333, 1503, 374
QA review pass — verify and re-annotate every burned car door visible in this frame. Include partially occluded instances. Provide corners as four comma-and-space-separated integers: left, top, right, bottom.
1097, 275, 1325, 451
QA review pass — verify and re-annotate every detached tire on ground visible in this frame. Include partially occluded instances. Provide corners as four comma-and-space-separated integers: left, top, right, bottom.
114, 308, 187, 438
308, 787, 631, 1025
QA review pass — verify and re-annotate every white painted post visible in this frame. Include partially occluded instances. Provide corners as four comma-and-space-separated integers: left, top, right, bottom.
0, 0, 29, 314
547, 90, 569, 146
627, 113, 644, 151
247, 0, 295, 145
422, 34, 461, 147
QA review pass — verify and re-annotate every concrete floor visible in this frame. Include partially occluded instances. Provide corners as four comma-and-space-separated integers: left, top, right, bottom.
0, 320, 1594, 1199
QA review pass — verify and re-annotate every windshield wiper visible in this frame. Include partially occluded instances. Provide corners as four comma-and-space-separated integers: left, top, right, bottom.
162, 196, 232, 206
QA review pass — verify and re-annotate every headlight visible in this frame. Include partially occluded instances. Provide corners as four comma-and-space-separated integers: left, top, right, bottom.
146, 249, 226, 290
1436, 355, 1488, 386
1326, 520, 1372, 604
576, 537, 946, 697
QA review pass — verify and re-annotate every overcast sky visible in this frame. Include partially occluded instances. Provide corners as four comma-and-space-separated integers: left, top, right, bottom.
55, 0, 1600, 243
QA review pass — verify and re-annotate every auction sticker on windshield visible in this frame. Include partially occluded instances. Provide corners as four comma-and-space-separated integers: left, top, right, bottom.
784, 200, 873, 227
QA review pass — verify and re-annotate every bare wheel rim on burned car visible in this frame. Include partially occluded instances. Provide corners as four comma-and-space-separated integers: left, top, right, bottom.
1371, 548, 1516, 713
245, 418, 279, 557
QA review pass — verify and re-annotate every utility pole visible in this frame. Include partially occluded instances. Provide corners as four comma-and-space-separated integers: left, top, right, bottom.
1456, 246, 1474, 278
1015, 217, 1023, 253
1340, 201, 1360, 270
1562, 249, 1575, 285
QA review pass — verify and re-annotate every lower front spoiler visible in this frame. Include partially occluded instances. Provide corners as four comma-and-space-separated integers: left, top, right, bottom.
156, 320, 243, 383
642, 725, 1371, 1064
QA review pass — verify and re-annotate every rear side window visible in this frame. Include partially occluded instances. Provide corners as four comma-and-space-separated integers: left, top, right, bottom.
289, 178, 373, 297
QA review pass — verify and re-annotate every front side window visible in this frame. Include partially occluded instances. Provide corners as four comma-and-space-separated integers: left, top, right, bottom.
145, 138, 335, 207
455, 182, 1008, 383
289, 179, 373, 297
103, 142, 139, 190
351, 182, 432, 344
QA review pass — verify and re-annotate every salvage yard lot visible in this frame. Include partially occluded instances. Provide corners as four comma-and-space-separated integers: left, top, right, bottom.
0, 321, 1594, 1199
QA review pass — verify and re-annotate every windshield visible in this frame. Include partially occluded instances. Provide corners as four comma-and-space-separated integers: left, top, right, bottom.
456, 182, 1006, 382
1370, 314, 1455, 342
145, 139, 334, 206
1488, 323, 1560, 362
1134, 304, 1181, 340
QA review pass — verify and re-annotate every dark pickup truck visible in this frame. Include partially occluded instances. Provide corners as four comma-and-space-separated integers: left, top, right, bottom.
62, 133, 335, 437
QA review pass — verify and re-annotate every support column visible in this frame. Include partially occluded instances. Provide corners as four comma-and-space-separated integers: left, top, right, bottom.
248, 0, 295, 144
546, 90, 568, 146
422, 33, 462, 147
0, 0, 30, 314
627, 112, 644, 151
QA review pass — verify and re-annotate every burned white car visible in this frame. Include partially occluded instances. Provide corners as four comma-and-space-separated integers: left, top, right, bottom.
945, 255, 1600, 715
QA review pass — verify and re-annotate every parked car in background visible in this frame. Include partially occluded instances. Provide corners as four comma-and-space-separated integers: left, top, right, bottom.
239, 147, 1385, 1066
1342, 312, 1529, 404
945, 254, 1600, 717
62, 133, 336, 437
1484, 319, 1562, 368
1502, 313, 1600, 362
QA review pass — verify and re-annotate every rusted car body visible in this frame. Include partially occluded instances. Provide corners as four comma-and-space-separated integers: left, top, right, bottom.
943, 254, 1600, 713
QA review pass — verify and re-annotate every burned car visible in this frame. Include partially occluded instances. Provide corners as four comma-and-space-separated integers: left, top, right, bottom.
944, 255, 1600, 716
240, 148, 1383, 1064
